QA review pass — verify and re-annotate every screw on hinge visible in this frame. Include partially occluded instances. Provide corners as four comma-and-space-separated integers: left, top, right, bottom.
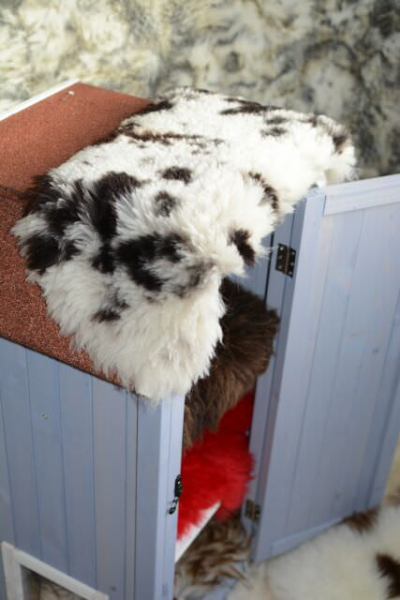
169, 475, 183, 515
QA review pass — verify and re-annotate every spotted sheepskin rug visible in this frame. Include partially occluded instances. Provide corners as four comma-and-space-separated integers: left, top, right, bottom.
12, 87, 355, 400
228, 506, 400, 600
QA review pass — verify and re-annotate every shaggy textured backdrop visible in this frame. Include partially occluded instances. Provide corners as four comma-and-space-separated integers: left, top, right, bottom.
1, 0, 399, 178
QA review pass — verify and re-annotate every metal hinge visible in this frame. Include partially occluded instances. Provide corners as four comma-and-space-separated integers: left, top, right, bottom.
245, 499, 261, 523
276, 243, 296, 277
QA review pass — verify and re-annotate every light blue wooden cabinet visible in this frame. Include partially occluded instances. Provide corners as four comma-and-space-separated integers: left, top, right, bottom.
1, 174, 400, 600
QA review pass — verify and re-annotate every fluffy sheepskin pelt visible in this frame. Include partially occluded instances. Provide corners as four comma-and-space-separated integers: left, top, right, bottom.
183, 278, 279, 449
12, 87, 355, 400
229, 505, 400, 600
175, 514, 250, 600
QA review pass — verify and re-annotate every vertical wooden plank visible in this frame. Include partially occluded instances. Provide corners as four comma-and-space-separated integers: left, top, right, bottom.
135, 398, 171, 600
356, 289, 400, 507
135, 396, 184, 600
26, 352, 69, 572
368, 375, 400, 507
0, 374, 15, 600
0, 339, 41, 558
0, 382, 14, 545
124, 392, 138, 600
321, 203, 400, 521
92, 379, 127, 600
235, 226, 274, 529
251, 193, 326, 561
163, 396, 184, 598
59, 364, 97, 587
243, 216, 294, 527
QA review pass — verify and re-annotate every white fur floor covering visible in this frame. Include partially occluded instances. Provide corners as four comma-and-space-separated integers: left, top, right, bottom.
228, 436, 400, 600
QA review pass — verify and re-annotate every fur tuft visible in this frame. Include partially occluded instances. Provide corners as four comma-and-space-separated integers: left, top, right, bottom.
175, 514, 250, 600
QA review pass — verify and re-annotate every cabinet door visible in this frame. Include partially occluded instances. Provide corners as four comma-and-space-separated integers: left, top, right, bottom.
245, 175, 400, 562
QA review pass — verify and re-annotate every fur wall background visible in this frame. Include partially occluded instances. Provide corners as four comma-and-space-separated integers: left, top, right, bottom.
1, 0, 399, 179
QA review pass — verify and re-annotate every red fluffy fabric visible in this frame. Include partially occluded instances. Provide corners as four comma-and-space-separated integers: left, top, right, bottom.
177, 391, 254, 538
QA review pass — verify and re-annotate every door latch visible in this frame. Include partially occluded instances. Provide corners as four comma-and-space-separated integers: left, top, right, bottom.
169, 475, 183, 515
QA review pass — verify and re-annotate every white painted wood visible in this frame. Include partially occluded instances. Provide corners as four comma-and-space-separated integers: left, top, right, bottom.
323, 173, 400, 214
2, 543, 25, 600
175, 503, 220, 563
0, 80, 79, 122
1, 542, 107, 600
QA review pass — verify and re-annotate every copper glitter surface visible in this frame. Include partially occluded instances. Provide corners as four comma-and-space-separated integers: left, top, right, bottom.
0, 83, 149, 382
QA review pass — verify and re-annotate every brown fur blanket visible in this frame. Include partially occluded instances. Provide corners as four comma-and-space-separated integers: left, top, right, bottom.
183, 279, 279, 449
